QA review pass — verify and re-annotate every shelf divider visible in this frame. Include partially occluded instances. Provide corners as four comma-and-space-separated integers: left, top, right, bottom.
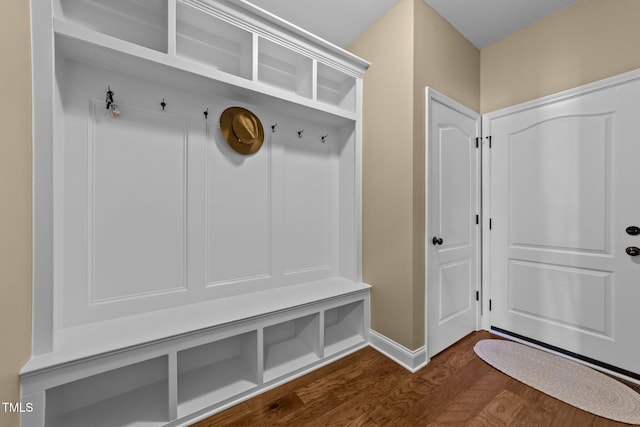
168, 352, 178, 421
168, 0, 177, 56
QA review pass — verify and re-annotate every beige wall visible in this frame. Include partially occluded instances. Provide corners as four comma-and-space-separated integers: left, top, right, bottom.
0, 2, 33, 427
481, 0, 640, 113
349, 0, 417, 348
349, 0, 480, 349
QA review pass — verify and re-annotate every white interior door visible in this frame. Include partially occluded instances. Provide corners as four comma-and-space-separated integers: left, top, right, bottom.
485, 77, 640, 375
426, 88, 481, 358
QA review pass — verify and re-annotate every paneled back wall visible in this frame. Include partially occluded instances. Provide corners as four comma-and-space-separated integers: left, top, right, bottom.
56, 57, 356, 329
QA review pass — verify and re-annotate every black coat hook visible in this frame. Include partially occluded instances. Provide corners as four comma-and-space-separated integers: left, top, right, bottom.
106, 86, 114, 110
298, 129, 304, 138
204, 108, 209, 119
105, 86, 120, 117
161, 98, 166, 111
271, 123, 278, 133
321, 134, 328, 143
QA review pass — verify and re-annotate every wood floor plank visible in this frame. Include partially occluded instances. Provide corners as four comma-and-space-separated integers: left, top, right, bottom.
344, 413, 380, 427
275, 390, 342, 426
189, 402, 253, 427
414, 357, 493, 424
424, 370, 512, 426
315, 403, 371, 427
298, 347, 407, 404
503, 377, 562, 426
209, 391, 306, 427
466, 389, 527, 426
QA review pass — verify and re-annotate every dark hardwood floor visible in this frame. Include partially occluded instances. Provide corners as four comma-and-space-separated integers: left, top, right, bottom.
192, 331, 640, 426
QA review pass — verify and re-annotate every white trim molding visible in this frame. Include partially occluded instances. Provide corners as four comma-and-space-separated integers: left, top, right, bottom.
368, 330, 428, 373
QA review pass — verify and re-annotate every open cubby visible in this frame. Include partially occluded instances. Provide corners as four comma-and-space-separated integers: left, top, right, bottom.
176, 1, 252, 79
177, 332, 259, 417
44, 357, 169, 427
56, 0, 168, 53
317, 62, 356, 112
324, 301, 365, 356
258, 37, 313, 98
263, 314, 321, 382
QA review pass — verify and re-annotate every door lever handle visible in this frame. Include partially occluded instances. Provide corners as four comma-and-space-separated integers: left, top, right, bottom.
432, 237, 443, 245
626, 246, 640, 256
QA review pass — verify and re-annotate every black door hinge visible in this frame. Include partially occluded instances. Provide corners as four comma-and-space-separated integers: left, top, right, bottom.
489, 218, 492, 230
475, 137, 481, 148
475, 291, 479, 301
489, 299, 492, 311
476, 214, 479, 225
486, 135, 492, 148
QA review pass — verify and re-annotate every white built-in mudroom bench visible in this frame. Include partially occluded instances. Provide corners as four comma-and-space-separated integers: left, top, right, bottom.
23, 0, 370, 426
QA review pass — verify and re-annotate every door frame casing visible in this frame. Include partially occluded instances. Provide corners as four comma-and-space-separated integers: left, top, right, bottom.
425, 87, 482, 360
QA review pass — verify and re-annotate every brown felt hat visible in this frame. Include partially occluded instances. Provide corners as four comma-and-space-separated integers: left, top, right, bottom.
220, 107, 264, 155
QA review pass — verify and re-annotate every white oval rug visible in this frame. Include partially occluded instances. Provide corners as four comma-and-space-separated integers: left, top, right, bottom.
474, 339, 640, 424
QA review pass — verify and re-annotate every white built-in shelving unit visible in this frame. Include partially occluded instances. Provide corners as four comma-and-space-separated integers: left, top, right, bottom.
24, 0, 369, 425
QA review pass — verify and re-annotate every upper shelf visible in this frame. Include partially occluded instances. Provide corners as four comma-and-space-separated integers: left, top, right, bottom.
176, 0, 252, 79
53, 0, 368, 121
57, 0, 169, 53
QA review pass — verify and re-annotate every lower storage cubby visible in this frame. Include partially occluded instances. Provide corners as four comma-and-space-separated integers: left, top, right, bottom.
177, 331, 258, 417
263, 314, 321, 382
324, 301, 365, 356
44, 357, 169, 427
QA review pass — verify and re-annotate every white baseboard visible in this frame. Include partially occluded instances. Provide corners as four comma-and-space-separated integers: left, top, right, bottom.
368, 330, 429, 373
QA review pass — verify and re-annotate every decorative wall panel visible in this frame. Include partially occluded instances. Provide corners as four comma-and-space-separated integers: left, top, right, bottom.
88, 101, 188, 303
206, 126, 271, 286
282, 137, 332, 275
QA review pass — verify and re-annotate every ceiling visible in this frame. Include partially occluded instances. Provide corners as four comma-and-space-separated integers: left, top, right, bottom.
423, 0, 580, 48
247, 0, 397, 48
246, 0, 580, 49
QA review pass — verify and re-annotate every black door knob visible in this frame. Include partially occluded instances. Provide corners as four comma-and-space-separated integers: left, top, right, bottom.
432, 237, 443, 245
626, 226, 640, 236
626, 246, 640, 256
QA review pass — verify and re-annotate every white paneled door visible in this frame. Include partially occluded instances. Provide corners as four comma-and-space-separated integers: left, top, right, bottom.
426, 89, 481, 358
486, 78, 640, 375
